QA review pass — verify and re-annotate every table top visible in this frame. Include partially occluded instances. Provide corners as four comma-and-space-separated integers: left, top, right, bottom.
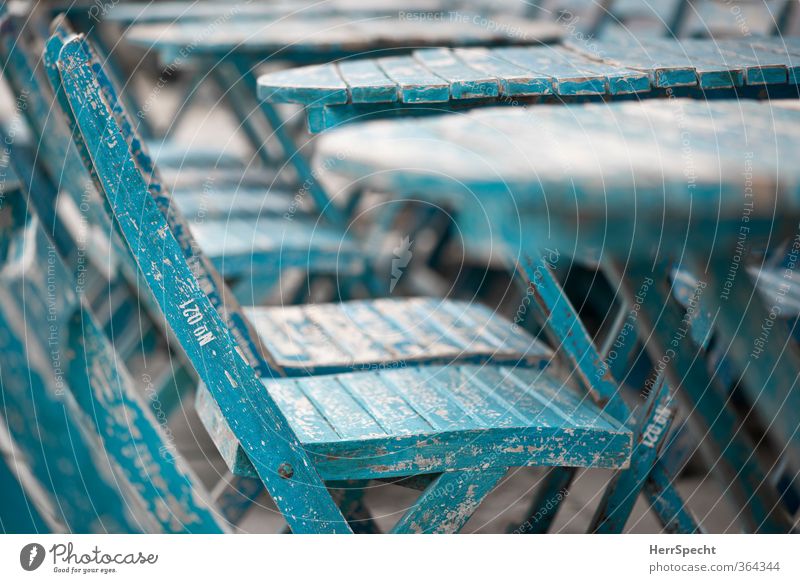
313, 99, 800, 257
105, 0, 500, 24
123, 9, 563, 60
257, 35, 800, 131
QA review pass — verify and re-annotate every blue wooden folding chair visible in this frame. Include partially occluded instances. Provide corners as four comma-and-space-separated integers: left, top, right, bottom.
50, 29, 634, 534
307, 101, 800, 532
0, 160, 226, 532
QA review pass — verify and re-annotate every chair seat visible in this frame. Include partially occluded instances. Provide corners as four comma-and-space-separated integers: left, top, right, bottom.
245, 297, 552, 375
196, 364, 632, 482
190, 216, 363, 279
147, 140, 246, 171
174, 186, 301, 221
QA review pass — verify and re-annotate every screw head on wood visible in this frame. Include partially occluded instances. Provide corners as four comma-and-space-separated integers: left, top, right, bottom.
277, 462, 294, 479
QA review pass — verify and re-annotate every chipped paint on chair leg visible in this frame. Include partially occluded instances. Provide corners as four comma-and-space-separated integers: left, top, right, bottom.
516, 252, 630, 422
509, 253, 631, 534
65, 308, 228, 533
0, 451, 52, 533
644, 463, 702, 534
55, 35, 352, 533
391, 469, 506, 534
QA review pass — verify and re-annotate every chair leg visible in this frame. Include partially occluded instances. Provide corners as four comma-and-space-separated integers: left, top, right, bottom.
669, 0, 692, 36
391, 468, 506, 534
510, 467, 575, 534
212, 473, 265, 526
590, 376, 675, 533
211, 63, 274, 167
232, 59, 346, 227
0, 452, 52, 533
330, 484, 381, 534
698, 256, 800, 471
624, 260, 793, 533
645, 463, 702, 533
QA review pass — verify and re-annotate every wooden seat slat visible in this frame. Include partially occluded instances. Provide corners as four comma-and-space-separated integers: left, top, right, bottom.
243, 298, 552, 375
299, 376, 388, 440
198, 365, 632, 480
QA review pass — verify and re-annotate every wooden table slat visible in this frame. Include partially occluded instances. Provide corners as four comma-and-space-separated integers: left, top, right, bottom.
376, 55, 450, 103
413, 48, 499, 100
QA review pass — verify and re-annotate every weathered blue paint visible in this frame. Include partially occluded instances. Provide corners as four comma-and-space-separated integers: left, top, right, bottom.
260, 39, 799, 133
413, 49, 500, 100
0, 453, 51, 533
56, 33, 354, 533
590, 374, 676, 532
0, 223, 143, 533
197, 364, 632, 481
624, 260, 794, 533
54, 34, 638, 532
124, 10, 563, 60
311, 100, 800, 532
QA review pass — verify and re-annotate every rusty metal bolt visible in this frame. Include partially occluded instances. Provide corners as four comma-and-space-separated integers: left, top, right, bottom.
277, 462, 294, 479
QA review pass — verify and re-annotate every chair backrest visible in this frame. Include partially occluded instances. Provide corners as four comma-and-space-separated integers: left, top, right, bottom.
0, 125, 227, 531
0, 209, 145, 533
50, 29, 352, 533
0, 13, 118, 269
46, 19, 276, 375
0, 12, 166, 341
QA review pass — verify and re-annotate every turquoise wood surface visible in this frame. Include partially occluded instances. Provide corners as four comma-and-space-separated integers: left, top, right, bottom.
374, 56, 452, 104
391, 468, 507, 533
0, 217, 141, 533
196, 364, 632, 481
200, 295, 557, 468
590, 375, 676, 532
124, 11, 563, 60
52, 31, 635, 533
258, 37, 799, 132
314, 101, 800, 255
337, 59, 399, 104
102, 0, 500, 26
312, 98, 800, 531
245, 297, 552, 375
414, 48, 501, 100
0, 452, 51, 533
55, 32, 354, 533
0, 217, 226, 533
0, 13, 197, 412
620, 260, 794, 532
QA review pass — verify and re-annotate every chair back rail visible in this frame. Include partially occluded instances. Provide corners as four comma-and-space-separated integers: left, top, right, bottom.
54, 32, 352, 533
